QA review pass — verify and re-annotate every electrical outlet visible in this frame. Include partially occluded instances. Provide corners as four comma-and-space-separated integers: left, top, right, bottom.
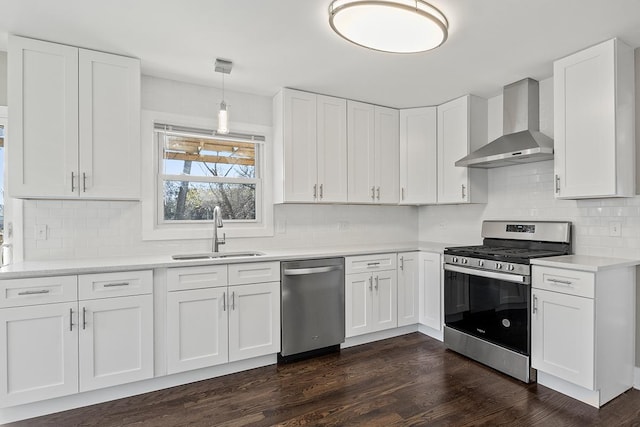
36, 224, 48, 241
609, 222, 621, 237
338, 221, 349, 231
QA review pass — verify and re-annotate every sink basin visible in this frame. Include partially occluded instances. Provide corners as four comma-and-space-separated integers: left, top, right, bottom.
172, 251, 265, 260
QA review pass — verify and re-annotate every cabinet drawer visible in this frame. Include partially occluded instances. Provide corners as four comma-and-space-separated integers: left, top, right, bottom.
78, 270, 152, 300
229, 262, 280, 285
0, 276, 78, 308
532, 266, 594, 298
345, 253, 397, 275
167, 265, 228, 291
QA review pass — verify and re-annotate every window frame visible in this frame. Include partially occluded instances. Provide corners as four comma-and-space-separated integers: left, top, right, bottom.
141, 110, 274, 241
155, 125, 262, 225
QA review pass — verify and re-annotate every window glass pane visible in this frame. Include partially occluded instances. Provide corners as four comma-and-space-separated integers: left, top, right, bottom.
163, 135, 255, 179
163, 180, 256, 221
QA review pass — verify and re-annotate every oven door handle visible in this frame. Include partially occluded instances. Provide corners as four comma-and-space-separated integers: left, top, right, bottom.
444, 264, 529, 284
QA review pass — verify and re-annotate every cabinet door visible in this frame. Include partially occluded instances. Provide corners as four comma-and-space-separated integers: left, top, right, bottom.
374, 106, 399, 204
347, 101, 376, 203
372, 271, 398, 332
419, 252, 442, 331
397, 252, 419, 327
399, 107, 437, 205
283, 89, 317, 202
0, 302, 78, 407
345, 272, 373, 337
79, 49, 140, 199
79, 294, 153, 391
166, 288, 228, 374
437, 96, 469, 204
228, 282, 280, 362
8, 35, 79, 198
317, 95, 348, 203
531, 288, 595, 389
554, 38, 632, 199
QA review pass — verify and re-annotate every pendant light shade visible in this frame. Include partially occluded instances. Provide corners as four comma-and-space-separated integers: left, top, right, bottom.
328, 0, 448, 54
215, 58, 233, 135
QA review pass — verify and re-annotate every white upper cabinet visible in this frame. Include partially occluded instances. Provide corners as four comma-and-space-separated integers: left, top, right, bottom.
553, 38, 635, 199
436, 95, 487, 204
273, 88, 347, 203
8, 35, 140, 200
347, 101, 399, 204
399, 107, 437, 205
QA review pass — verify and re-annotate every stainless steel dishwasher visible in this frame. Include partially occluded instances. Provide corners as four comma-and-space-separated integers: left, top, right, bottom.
280, 257, 345, 361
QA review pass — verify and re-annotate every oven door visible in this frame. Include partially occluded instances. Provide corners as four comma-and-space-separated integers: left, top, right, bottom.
444, 264, 530, 355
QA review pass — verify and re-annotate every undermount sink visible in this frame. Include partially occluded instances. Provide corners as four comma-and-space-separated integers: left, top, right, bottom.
171, 251, 265, 261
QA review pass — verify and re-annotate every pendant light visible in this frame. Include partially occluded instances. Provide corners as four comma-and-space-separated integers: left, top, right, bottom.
328, 0, 448, 54
215, 58, 233, 134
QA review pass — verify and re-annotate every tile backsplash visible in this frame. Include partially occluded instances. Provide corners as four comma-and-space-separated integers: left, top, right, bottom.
419, 159, 640, 258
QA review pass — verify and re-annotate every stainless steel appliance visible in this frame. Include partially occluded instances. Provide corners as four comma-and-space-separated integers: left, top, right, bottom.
280, 258, 345, 362
443, 220, 571, 382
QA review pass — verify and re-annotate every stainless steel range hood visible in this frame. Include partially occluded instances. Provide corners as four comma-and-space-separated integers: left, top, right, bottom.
455, 78, 553, 168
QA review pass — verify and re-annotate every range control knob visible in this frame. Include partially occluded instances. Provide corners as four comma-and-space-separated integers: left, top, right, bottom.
452, 257, 458, 263
496, 263, 503, 270
508, 265, 515, 271
461, 258, 468, 265
478, 260, 484, 267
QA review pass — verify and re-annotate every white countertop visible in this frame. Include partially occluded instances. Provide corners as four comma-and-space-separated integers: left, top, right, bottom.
531, 254, 640, 272
0, 241, 455, 279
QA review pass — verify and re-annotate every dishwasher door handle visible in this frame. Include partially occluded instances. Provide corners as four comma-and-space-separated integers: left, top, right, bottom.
283, 266, 342, 276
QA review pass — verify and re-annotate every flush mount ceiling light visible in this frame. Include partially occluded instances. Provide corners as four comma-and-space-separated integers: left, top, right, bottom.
328, 0, 448, 53
215, 58, 233, 135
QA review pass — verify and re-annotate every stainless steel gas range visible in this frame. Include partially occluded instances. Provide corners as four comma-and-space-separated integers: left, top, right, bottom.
443, 220, 571, 383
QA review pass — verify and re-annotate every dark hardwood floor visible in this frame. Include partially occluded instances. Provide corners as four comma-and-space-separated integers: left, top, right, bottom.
8, 333, 640, 426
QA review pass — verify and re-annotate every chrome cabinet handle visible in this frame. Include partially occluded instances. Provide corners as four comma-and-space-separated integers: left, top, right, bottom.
367, 262, 380, 267
532, 294, 538, 314
103, 282, 129, 288
82, 172, 87, 192
461, 184, 466, 199
319, 184, 323, 199
401, 187, 405, 201
555, 175, 560, 194
82, 307, 87, 330
232, 292, 235, 310
548, 278, 573, 286
284, 266, 342, 275
374, 276, 379, 290
376, 187, 380, 200
371, 186, 375, 200
368, 276, 373, 291
71, 172, 75, 192
70, 308, 74, 331
223, 292, 226, 311
313, 184, 317, 199
18, 289, 50, 296
400, 256, 404, 271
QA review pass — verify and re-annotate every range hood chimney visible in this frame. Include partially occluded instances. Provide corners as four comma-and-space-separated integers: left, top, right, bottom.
455, 78, 553, 168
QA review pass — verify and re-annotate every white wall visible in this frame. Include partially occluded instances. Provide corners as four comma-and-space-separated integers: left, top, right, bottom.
0, 51, 6, 106
21, 77, 418, 260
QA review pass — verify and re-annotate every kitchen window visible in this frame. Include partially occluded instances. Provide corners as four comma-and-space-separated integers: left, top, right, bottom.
155, 123, 264, 224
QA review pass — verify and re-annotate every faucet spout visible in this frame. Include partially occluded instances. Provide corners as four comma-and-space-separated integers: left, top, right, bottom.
212, 206, 225, 252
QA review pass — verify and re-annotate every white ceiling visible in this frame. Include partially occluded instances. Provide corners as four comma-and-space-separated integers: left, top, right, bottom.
1, 0, 640, 108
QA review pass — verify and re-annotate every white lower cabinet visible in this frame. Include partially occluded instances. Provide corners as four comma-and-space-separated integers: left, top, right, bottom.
397, 252, 419, 327
166, 263, 280, 375
419, 251, 442, 332
0, 270, 153, 407
78, 294, 154, 392
0, 301, 78, 407
531, 263, 635, 407
345, 255, 397, 337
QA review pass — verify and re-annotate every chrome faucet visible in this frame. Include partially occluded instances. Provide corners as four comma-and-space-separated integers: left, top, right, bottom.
212, 206, 225, 253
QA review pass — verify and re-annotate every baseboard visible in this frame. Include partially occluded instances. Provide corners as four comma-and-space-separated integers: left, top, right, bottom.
418, 324, 443, 341
634, 367, 640, 389
342, 325, 418, 349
